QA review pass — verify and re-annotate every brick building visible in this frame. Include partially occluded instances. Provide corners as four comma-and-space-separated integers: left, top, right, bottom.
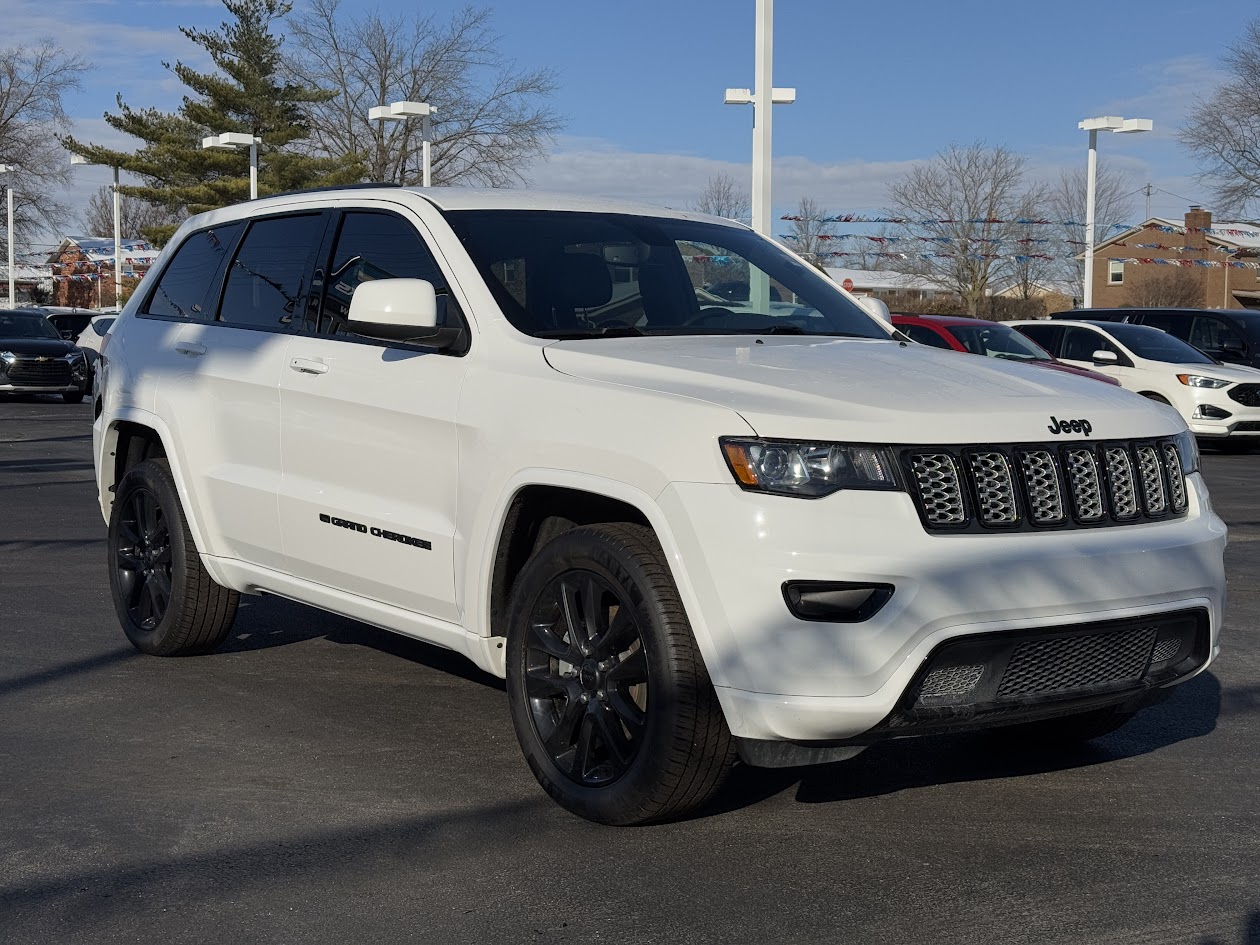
45, 237, 160, 309
1089, 208, 1260, 310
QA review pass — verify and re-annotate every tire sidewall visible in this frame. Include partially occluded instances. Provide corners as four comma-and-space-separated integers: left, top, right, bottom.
505, 528, 696, 825
107, 459, 192, 655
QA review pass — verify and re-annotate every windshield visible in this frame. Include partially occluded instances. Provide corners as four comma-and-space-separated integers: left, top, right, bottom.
442, 210, 889, 340
0, 312, 61, 340
1103, 322, 1216, 364
947, 323, 1051, 361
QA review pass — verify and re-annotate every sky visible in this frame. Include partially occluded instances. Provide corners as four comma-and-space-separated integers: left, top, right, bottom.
3, 0, 1252, 243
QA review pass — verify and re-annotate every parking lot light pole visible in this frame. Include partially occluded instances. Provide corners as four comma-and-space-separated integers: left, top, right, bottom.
0, 164, 15, 308
202, 132, 262, 200
1079, 116, 1153, 308
71, 154, 123, 309
368, 101, 436, 186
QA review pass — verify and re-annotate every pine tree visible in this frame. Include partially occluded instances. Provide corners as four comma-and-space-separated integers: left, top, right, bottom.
64, 0, 363, 244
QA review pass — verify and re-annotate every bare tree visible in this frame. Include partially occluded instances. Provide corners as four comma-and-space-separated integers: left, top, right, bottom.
80, 186, 184, 242
1046, 164, 1136, 297
786, 196, 834, 266
286, 0, 564, 187
1128, 269, 1204, 307
1181, 19, 1260, 215
692, 173, 750, 222
0, 41, 89, 254
883, 142, 1036, 316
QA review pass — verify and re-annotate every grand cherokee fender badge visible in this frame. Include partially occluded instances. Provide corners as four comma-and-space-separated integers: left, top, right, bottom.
319, 513, 432, 550
1047, 415, 1092, 437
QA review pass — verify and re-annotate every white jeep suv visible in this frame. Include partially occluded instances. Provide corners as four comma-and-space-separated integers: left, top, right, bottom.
92, 187, 1227, 824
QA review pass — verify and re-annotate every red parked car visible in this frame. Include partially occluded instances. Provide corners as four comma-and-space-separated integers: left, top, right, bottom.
891, 314, 1120, 386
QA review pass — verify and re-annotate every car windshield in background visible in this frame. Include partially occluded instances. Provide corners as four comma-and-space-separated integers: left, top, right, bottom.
442, 210, 888, 340
949, 323, 1051, 361
1101, 322, 1217, 364
0, 312, 62, 340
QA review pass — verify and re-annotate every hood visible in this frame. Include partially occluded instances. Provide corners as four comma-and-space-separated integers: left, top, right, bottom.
543, 336, 1178, 443
0, 338, 78, 357
1031, 358, 1121, 386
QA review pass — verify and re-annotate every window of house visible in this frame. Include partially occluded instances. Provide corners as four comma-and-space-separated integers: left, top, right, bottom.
143, 222, 244, 319
219, 215, 325, 329
1108, 260, 1124, 285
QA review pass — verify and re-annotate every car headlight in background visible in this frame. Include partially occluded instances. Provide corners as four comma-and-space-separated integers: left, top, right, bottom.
721, 437, 901, 497
1177, 374, 1231, 389
1173, 430, 1200, 475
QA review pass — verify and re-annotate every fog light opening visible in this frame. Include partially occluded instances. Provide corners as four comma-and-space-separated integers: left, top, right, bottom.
1193, 404, 1233, 420
782, 581, 894, 623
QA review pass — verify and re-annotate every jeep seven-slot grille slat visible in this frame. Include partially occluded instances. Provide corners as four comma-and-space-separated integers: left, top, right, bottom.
905, 439, 1188, 533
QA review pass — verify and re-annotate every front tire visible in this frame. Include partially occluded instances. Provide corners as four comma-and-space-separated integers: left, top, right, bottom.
108, 458, 239, 655
505, 523, 734, 825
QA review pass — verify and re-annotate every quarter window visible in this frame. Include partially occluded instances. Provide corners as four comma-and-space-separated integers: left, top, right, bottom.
143, 223, 243, 319
219, 214, 325, 329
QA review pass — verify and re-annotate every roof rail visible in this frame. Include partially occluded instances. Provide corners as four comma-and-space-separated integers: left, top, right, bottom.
263, 181, 405, 200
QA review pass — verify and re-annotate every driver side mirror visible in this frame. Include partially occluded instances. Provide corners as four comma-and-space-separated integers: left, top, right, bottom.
345, 278, 461, 349
1092, 349, 1119, 366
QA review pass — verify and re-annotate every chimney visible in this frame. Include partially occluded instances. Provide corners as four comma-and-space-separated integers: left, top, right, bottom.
1185, 206, 1211, 252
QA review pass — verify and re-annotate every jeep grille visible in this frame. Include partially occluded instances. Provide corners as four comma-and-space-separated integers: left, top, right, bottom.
904, 439, 1189, 533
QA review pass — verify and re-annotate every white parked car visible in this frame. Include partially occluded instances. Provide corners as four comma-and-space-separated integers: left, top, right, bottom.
1010, 319, 1260, 451
74, 314, 116, 366
92, 188, 1226, 824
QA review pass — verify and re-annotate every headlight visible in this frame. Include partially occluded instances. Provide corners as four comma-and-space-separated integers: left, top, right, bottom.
720, 437, 901, 498
1173, 430, 1200, 475
1177, 374, 1231, 389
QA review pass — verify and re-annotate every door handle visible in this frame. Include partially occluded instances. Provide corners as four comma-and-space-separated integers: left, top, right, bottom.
174, 341, 206, 357
290, 357, 329, 375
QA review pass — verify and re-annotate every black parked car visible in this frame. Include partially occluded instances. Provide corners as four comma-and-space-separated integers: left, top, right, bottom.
1051, 307, 1260, 369
0, 310, 92, 403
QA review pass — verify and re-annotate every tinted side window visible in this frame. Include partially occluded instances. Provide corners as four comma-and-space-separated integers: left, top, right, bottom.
903, 324, 953, 348
219, 214, 325, 329
1062, 327, 1118, 361
143, 223, 243, 319
1138, 312, 1192, 339
1014, 324, 1062, 356
318, 212, 454, 335
1191, 316, 1246, 353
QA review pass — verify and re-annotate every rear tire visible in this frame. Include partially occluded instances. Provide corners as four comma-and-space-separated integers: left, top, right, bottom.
62, 391, 85, 404
505, 523, 735, 825
108, 458, 239, 655
1140, 392, 1172, 405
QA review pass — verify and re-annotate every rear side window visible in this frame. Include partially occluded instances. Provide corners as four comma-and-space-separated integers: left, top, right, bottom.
1014, 323, 1062, 355
316, 211, 457, 336
144, 223, 243, 319
219, 214, 326, 329
902, 324, 953, 348
1137, 312, 1192, 339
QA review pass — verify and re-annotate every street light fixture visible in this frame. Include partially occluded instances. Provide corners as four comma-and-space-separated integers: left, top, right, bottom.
0, 163, 15, 308
71, 154, 123, 310
1079, 115, 1153, 308
202, 132, 262, 200
368, 101, 436, 187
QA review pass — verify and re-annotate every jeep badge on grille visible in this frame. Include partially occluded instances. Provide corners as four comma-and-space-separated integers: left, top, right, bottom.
1047, 416, 1092, 436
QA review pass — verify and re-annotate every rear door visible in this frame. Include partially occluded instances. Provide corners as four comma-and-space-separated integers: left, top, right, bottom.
276, 205, 470, 621
164, 211, 329, 570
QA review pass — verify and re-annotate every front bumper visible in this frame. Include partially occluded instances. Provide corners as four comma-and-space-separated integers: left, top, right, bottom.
0, 382, 89, 394
1178, 388, 1260, 437
659, 474, 1226, 743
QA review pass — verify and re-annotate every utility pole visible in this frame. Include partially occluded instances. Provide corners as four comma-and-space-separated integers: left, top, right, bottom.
1143, 183, 1153, 220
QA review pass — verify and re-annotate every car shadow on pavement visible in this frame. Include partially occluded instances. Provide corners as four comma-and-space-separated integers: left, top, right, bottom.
708, 671, 1224, 813
0, 648, 138, 699
221, 595, 506, 691
1201, 909, 1260, 945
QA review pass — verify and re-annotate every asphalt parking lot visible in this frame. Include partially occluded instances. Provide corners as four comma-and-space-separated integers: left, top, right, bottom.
2, 397, 1258, 945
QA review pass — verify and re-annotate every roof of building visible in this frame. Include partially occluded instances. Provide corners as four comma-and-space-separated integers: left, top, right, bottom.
1092, 217, 1260, 255
45, 236, 160, 266
822, 266, 948, 292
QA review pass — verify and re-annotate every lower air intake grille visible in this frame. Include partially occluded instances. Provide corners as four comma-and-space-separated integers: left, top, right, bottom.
996, 626, 1157, 698
1228, 384, 1260, 407
903, 438, 1187, 533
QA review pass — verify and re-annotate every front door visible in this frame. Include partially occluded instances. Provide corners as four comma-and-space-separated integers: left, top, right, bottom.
277, 207, 468, 622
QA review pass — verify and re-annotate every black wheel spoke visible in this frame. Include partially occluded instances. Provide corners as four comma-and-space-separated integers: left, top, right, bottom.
607, 689, 646, 738
606, 646, 647, 684
115, 547, 144, 570
152, 545, 172, 568
544, 695, 586, 761
128, 493, 147, 541
570, 713, 596, 779
592, 702, 633, 766
526, 667, 574, 699
559, 578, 590, 651
598, 607, 638, 654
138, 578, 157, 626
581, 574, 608, 649
527, 620, 577, 663
118, 519, 142, 548
149, 570, 172, 614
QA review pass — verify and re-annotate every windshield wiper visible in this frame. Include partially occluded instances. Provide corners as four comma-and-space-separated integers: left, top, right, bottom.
535, 325, 646, 339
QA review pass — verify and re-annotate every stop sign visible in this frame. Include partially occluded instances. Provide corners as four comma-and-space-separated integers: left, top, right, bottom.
841, 278, 854, 291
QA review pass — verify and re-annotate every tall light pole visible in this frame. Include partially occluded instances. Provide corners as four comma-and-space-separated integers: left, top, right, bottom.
1079, 115, 1152, 307
202, 132, 261, 200
0, 164, 15, 308
723, 0, 795, 308
369, 101, 436, 186
71, 154, 123, 310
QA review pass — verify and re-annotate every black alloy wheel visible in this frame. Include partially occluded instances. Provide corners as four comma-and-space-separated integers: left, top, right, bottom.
114, 486, 173, 631
505, 523, 735, 825
523, 570, 649, 787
